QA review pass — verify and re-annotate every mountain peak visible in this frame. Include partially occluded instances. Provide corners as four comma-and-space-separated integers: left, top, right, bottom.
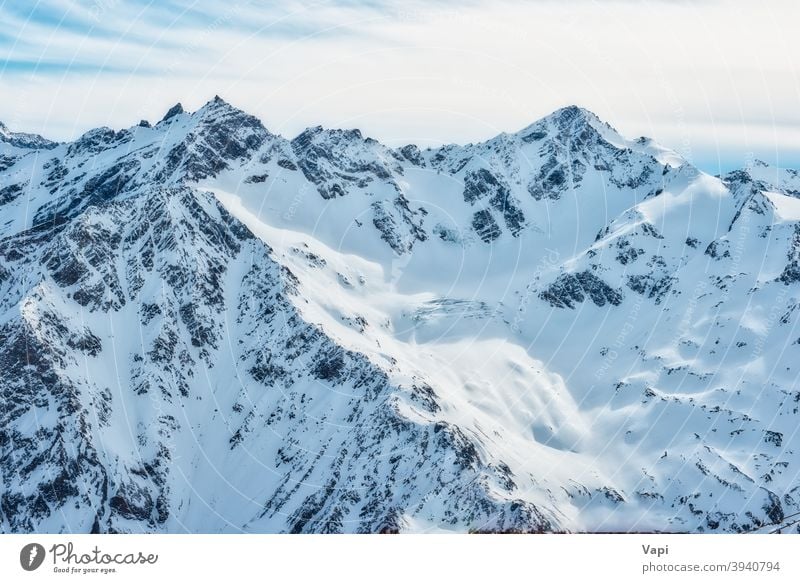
545, 105, 617, 136
193, 95, 267, 128
727, 160, 800, 197
0, 120, 58, 150
160, 102, 185, 122
199, 95, 232, 112
294, 125, 364, 142
513, 105, 622, 149
552, 104, 590, 121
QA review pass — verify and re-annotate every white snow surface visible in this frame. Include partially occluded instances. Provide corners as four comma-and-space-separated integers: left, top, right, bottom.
2, 98, 800, 533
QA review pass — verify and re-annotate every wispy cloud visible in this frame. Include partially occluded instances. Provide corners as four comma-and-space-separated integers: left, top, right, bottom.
2, 0, 799, 172
1, 0, 376, 74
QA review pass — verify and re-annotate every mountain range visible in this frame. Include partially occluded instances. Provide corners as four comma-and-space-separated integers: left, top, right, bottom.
1, 96, 799, 533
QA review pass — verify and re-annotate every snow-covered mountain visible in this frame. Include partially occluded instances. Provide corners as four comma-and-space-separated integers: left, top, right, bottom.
2, 97, 799, 533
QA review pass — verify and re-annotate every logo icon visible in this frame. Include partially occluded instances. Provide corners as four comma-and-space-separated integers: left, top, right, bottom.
19, 543, 46, 571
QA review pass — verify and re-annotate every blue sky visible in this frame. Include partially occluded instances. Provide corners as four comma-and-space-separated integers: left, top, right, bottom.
2, 0, 799, 173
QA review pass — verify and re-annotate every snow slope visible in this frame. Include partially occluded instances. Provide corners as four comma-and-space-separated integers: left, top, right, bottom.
2, 97, 799, 533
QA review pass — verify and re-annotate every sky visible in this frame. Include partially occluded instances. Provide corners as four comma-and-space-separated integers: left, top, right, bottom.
1, 0, 799, 174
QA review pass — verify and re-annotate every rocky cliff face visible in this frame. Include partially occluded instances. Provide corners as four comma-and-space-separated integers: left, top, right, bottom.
2, 98, 799, 533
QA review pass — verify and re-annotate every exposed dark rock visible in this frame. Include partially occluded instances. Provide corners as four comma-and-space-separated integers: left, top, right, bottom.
276, 158, 297, 171
245, 173, 269, 184
462, 168, 525, 236
627, 273, 675, 304
291, 126, 400, 200
161, 103, 184, 122
778, 225, 800, 284
705, 240, 731, 260
66, 330, 103, 356
398, 144, 425, 166
110, 482, 154, 522
0, 182, 26, 205
371, 194, 427, 254
764, 431, 783, 447
541, 270, 623, 308
471, 209, 501, 242
521, 129, 548, 143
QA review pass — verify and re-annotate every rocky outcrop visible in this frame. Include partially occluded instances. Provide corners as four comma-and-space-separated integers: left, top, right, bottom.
541, 270, 623, 308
